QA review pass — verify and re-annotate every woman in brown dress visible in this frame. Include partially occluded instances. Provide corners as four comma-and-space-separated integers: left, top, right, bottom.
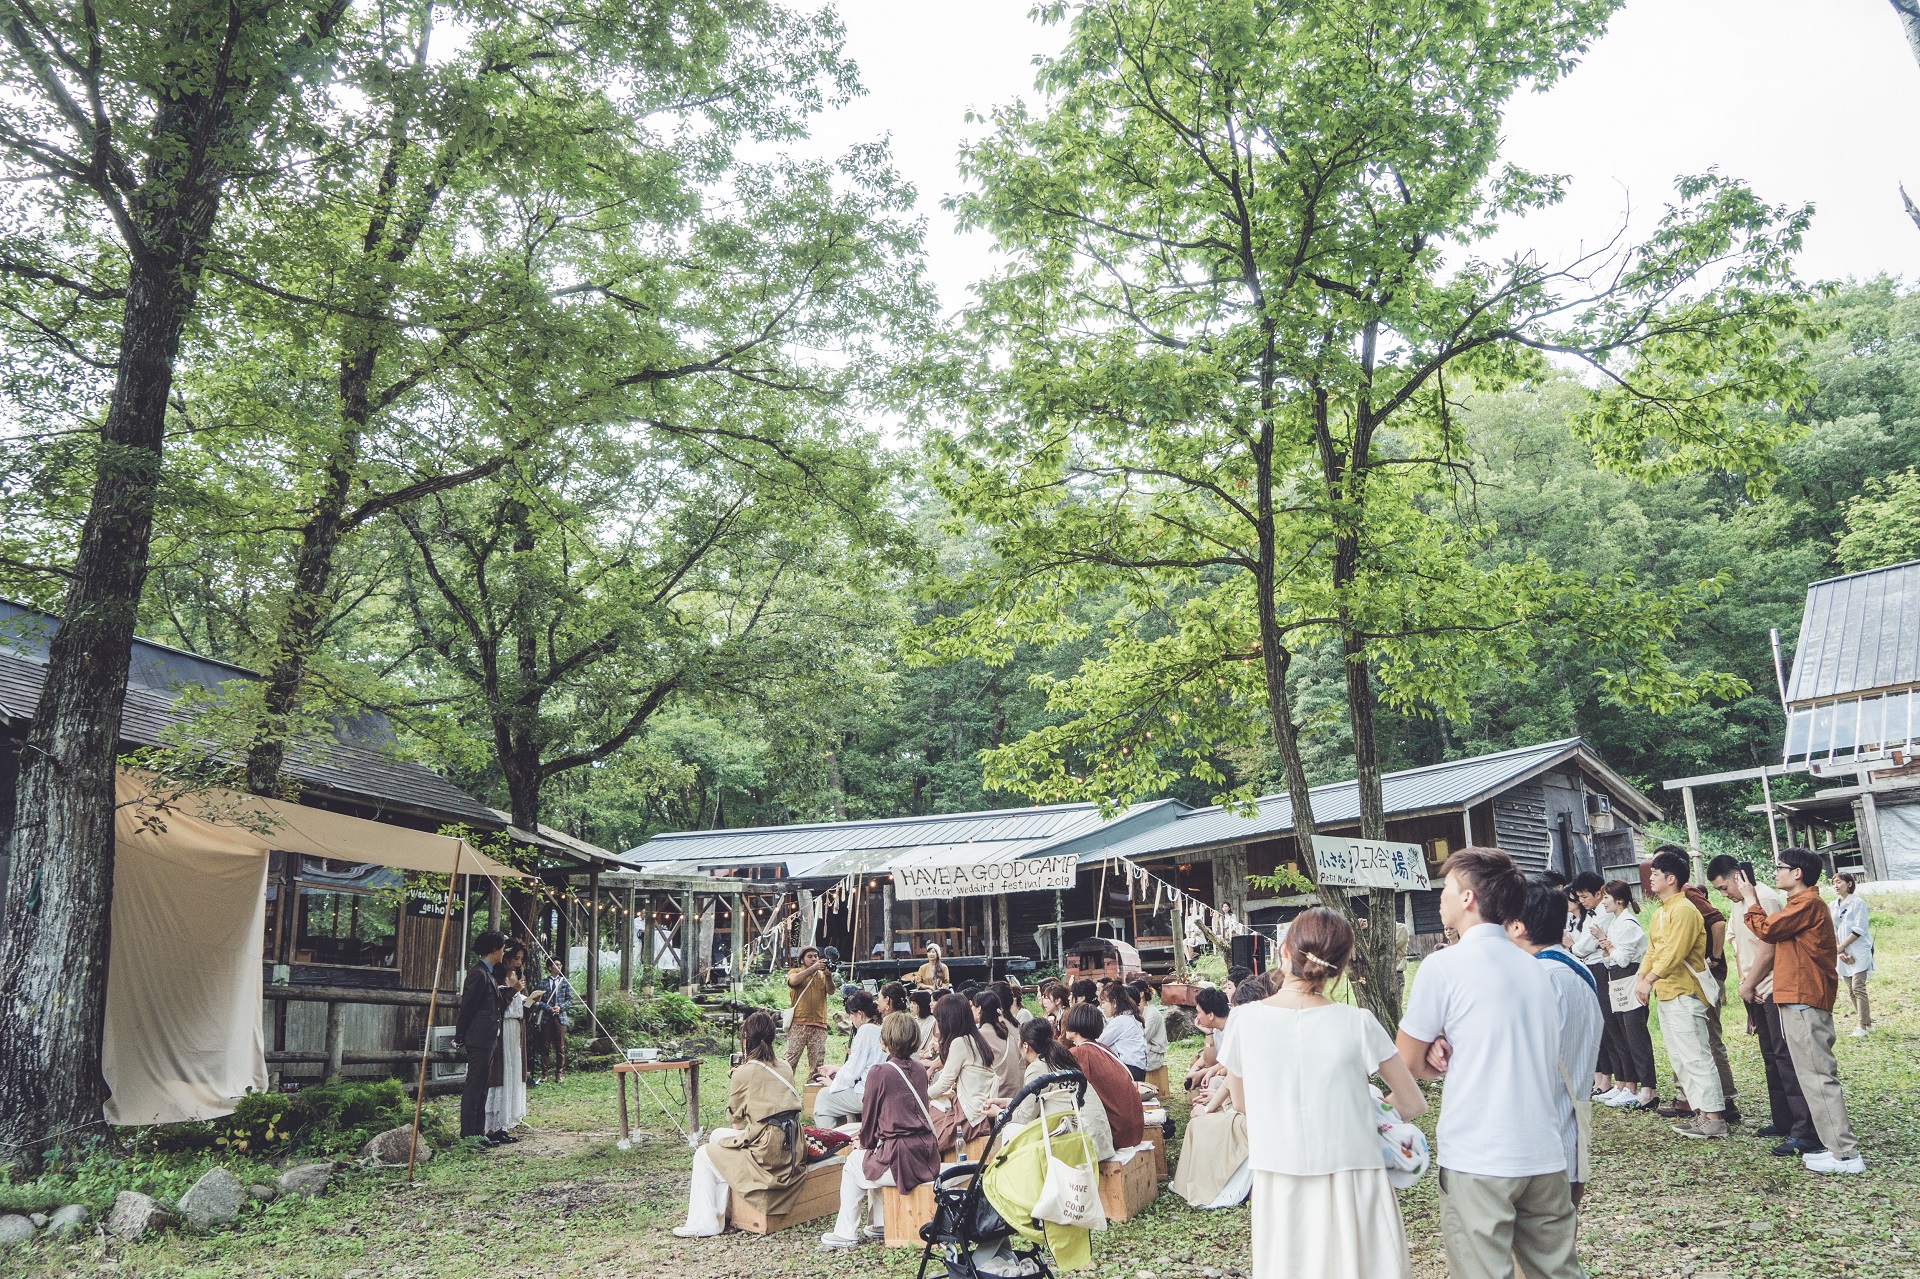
674, 1011, 806, 1237
820, 1012, 942, 1247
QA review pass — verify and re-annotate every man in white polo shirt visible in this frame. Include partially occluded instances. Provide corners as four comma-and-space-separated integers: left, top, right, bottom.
1398, 848, 1585, 1279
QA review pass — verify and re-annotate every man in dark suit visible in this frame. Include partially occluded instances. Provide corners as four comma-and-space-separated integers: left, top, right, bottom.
453, 930, 508, 1143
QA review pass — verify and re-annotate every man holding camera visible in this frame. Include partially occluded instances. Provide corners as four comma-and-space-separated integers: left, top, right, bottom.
785, 945, 833, 1081
1733, 847, 1864, 1174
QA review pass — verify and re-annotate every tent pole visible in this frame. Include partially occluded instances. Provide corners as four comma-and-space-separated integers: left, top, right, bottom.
408, 842, 463, 1183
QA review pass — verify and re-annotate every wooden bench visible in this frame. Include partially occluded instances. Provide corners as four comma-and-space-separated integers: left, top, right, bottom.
727, 1156, 844, 1235
881, 1182, 937, 1248
802, 1082, 822, 1120
1144, 1127, 1167, 1181
1097, 1152, 1157, 1222
1144, 1066, 1170, 1097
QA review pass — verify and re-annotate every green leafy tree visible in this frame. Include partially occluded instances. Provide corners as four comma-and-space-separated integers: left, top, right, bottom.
926, 0, 1812, 1029
1837, 470, 1920, 570
0, 0, 361, 1163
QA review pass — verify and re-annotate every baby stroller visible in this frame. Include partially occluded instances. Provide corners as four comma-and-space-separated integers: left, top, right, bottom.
915, 1069, 1090, 1279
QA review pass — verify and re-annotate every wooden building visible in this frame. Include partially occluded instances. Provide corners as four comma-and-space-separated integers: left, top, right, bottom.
624, 736, 1661, 972
1680, 558, 1920, 884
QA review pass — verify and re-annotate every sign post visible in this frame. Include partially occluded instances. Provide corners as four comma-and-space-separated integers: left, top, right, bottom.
1310, 836, 1432, 892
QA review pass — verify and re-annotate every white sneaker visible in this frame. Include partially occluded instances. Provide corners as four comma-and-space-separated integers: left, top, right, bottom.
1602, 1089, 1637, 1108
672, 1226, 719, 1238
1850, 1026, 1871, 1038
1802, 1150, 1865, 1174
819, 1233, 861, 1249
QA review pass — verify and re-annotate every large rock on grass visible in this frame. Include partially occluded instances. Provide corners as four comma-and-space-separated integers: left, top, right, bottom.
178, 1167, 245, 1231
359, 1125, 432, 1166
277, 1162, 336, 1198
48, 1204, 89, 1239
0, 1214, 34, 1247
108, 1191, 175, 1241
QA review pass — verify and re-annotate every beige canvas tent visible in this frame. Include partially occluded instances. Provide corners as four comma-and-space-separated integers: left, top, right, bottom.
103, 770, 522, 1126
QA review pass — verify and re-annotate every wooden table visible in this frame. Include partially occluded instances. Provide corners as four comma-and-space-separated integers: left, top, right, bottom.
613, 1058, 701, 1150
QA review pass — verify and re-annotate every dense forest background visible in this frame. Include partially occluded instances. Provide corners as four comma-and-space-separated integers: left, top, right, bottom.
118, 279, 1920, 853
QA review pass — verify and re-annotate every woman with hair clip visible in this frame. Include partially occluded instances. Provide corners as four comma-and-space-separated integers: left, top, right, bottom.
970, 989, 1025, 1099
674, 1011, 808, 1238
1222, 907, 1426, 1279
927, 993, 997, 1153
984, 1016, 1116, 1162
1097, 981, 1149, 1080
992, 979, 1033, 1025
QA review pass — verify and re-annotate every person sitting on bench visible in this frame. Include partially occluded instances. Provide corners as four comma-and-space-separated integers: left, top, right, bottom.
814, 991, 885, 1126
674, 1012, 807, 1237
820, 1012, 942, 1249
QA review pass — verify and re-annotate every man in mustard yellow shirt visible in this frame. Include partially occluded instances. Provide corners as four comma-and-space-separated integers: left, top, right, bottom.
1634, 850, 1726, 1139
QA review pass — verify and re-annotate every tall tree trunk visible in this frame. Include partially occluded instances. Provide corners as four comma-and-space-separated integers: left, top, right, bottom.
1340, 623, 1405, 1030
0, 159, 220, 1159
244, 417, 362, 795
825, 747, 848, 820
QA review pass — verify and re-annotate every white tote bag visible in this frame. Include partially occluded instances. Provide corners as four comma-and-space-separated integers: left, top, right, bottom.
1030, 1109, 1106, 1232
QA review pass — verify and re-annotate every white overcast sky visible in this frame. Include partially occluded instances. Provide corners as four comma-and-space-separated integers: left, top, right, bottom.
792, 0, 1920, 315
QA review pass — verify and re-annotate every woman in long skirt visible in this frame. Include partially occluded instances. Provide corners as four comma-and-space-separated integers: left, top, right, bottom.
1222, 909, 1425, 1279
486, 944, 530, 1142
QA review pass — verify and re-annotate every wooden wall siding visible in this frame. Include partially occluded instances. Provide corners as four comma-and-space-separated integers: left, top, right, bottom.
1008, 885, 1058, 958
397, 909, 460, 993
1540, 768, 1597, 877
269, 1000, 401, 1080
1493, 780, 1553, 872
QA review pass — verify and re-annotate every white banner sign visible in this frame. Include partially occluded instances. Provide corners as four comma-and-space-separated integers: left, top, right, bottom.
892, 853, 1078, 901
1311, 836, 1432, 891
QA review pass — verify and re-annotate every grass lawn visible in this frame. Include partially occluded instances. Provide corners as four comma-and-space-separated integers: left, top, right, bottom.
12, 892, 1919, 1278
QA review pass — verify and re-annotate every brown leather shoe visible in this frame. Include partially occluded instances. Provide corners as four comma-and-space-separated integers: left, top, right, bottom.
1656, 1100, 1694, 1118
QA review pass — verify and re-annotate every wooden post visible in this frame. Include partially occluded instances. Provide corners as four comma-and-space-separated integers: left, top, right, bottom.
487, 879, 502, 934
1759, 770, 1781, 859
407, 841, 462, 1182
323, 1000, 347, 1083
681, 889, 697, 994
585, 871, 601, 1015
556, 883, 572, 976
1682, 785, 1703, 883
1461, 808, 1473, 850
882, 880, 895, 962
621, 887, 636, 992
730, 891, 746, 994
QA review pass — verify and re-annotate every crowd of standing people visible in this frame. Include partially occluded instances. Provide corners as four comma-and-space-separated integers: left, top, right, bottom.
650, 839, 1876, 1274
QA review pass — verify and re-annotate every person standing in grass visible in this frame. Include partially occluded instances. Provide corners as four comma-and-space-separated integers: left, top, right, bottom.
1397, 849, 1585, 1279
1649, 844, 1739, 1125
1706, 855, 1817, 1157
1508, 883, 1604, 1207
1592, 881, 1656, 1111
784, 946, 833, 1083
1634, 850, 1729, 1140
1735, 848, 1865, 1175
1830, 873, 1874, 1037
1223, 907, 1425, 1277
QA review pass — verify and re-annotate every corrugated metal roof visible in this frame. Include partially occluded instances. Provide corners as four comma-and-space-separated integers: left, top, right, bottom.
624, 738, 1659, 879
1786, 559, 1920, 704
624, 802, 1116, 873
1066, 737, 1649, 864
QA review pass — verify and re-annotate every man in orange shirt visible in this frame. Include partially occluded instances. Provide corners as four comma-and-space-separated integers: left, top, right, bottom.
1733, 848, 1862, 1175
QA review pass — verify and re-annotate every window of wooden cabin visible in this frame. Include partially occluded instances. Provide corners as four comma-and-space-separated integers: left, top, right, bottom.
293, 887, 399, 968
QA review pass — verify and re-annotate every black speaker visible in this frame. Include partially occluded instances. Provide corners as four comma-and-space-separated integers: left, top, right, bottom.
1230, 931, 1264, 973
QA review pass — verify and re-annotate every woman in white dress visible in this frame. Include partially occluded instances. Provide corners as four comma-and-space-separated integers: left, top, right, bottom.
1830, 872, 1875, 1035
485, 943, 530, 1142
1221, 908, 1425, 1279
